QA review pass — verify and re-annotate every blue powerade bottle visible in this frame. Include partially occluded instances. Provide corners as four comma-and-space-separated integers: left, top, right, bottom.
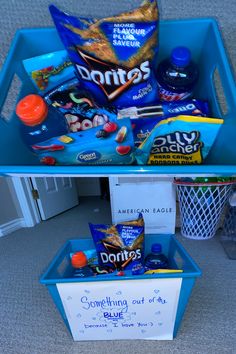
145, 243, 169, 271
16, 94, 69, 149
156, 47, 199, 101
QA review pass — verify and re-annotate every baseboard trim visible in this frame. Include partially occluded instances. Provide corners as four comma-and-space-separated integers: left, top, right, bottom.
0, 218, 26, 237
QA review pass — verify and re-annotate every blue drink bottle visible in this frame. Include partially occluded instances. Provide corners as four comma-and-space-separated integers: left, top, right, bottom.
156, 47, 199, 101
145, 243, 169, 270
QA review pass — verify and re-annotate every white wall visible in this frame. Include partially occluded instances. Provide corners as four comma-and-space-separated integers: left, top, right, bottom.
0, 177, 24, 236
0, 177, 22, 224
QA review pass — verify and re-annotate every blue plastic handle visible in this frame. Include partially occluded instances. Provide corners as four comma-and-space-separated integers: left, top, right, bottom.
210, 20, 236, 118
0, 31, 23, 114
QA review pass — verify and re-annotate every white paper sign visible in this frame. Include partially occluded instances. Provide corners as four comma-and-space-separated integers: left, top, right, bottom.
57, 278, 182, 341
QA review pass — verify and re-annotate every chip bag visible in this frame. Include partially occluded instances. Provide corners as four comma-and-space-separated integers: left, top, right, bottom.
49, 0, 159, 108
89, 214, 145, 271
135, 115, 223, 165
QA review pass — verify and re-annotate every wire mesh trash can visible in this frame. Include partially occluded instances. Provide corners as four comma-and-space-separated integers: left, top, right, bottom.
175, 180, 235, 240
220, 191, 236, 259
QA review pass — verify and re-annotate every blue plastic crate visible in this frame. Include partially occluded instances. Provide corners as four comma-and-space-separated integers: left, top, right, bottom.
0, 18, 236, 176
40, 234, 201, 341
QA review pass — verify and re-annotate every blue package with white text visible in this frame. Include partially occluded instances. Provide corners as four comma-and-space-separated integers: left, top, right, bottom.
49, 1, 159, 108
31, 116, 135, 165
89, 214, 145, 271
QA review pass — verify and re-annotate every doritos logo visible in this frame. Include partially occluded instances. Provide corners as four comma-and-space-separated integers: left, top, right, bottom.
76, 50, 151, 101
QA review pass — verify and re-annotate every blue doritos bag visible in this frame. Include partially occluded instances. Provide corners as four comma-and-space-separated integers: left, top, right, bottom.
89, 214, 145, 271
49, 1, 159, 108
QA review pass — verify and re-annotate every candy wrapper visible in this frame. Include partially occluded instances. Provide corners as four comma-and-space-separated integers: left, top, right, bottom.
23, 50, 75, 94
135, 115, 223, 165
89, 214, 144, 271
31, 115, 135, 166
49, 1, 159, 108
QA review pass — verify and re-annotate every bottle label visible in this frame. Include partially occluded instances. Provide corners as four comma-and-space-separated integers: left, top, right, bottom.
158, 84, 192, 101
145, 257, 168, 270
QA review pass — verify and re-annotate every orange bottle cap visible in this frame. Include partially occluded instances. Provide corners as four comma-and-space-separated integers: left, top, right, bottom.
71, 251, 88, 268
16, 94, 48, 126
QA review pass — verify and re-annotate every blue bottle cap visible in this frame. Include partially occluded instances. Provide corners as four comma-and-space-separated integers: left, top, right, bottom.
171, 47, 191, 67
151, 243, 162, 253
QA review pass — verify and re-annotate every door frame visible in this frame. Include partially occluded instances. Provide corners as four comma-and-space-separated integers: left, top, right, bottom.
11, 177, 41, 227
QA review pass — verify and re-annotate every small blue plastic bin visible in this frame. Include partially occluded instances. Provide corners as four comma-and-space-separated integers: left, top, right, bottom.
40, 234, 201, 340
0, 18, 236, 176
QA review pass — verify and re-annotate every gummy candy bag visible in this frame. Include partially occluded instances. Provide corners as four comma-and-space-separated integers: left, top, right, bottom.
49, 0, 159, 108
44, 78, 115, 132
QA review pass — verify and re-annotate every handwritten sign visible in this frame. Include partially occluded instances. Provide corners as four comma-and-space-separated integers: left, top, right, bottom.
57, 278, 182, 341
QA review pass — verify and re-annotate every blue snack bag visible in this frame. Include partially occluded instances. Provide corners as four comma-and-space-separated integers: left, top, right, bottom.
136, 115, 223, 165
23, 50, 75, 94
89, 214, 145, 271
49, 1, 159, 108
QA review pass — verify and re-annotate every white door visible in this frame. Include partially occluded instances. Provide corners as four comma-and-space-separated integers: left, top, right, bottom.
31, 177, 79, 220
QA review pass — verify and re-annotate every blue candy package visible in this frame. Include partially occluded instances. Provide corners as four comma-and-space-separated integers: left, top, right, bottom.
49, 1, 159, 108
31, 116, 135, 165
23, 50, 75, 94
135, 115, 223, 165
131, 117, 162, 147
89, 214, 145, 271
118, 99, 210, 147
